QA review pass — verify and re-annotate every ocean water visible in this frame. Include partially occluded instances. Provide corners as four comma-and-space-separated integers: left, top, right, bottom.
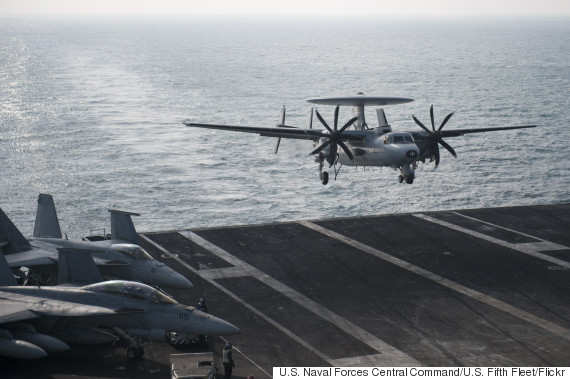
1, 15, 569, 238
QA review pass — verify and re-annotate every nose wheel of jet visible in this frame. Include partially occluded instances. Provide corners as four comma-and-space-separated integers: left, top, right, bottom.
127, 346, 145, 360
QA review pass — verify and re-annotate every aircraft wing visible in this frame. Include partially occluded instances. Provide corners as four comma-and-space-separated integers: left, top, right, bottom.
5, 250, 56, 267
184, 122, 366, 142
0, 303, 39, 323
0, 293, 142, 321
410, 125, 536, 139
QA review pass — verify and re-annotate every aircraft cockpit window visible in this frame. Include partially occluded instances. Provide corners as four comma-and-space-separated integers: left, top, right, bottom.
84, 280, 125, 295
110, 244, 153, 260
389, 133, 414, 144
84, 280, 177, 304
122, 282, 177, 304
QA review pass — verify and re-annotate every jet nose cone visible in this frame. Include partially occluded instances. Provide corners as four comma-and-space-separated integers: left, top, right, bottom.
153, 266, 193, 289
200, 314, 241, 336
166, 271, 194, 289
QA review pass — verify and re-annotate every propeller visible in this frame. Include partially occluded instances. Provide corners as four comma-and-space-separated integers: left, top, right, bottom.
310, 105, 358, 163
412, 105, 457, 167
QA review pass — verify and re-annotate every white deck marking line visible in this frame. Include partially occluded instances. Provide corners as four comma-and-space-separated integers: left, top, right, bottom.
451, 211, 569, 252
177, 230, 421, 367
298, 220, 570, 342
199, 267, 250, 280
330, 354, 386, 367
140, 235, 325, 376
414, 213, 570, 270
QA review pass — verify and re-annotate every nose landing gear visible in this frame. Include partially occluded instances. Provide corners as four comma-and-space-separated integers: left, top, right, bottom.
318, 153, 329, 185
398, 164, 415, 184
398, 174, 414, 184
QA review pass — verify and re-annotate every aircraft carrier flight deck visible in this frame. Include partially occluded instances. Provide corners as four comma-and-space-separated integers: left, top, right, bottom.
3, 203, 569, 378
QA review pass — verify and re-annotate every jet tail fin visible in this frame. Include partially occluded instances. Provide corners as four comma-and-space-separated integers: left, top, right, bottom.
33, 194, 63, 238
0, 208, 32, 255
0, 250, 19, 286
58, 249, 103, 285
109, 210, 140, 244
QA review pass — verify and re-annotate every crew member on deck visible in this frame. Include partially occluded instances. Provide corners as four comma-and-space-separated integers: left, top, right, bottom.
223, 342, 235, 379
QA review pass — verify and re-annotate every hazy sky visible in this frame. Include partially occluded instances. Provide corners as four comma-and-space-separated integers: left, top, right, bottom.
1, 0, 569, 16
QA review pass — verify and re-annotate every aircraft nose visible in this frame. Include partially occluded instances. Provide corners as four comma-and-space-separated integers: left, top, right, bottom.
200, 313, 241, 336
401, 145, 420, 163
152, 263, 193, 289
163, 270, 194, 289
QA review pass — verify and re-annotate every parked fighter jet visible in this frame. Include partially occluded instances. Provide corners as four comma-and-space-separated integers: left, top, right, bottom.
0, 194, 192, 289
0, 250, 240, 360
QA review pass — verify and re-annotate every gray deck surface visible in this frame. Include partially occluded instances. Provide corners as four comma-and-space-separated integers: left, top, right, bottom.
3, 204, 569, 378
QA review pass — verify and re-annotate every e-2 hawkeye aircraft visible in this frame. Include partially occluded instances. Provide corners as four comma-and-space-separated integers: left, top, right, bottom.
184, 94, 536, 185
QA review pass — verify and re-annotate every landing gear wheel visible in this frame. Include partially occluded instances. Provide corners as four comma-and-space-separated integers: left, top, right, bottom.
398, 175, 404, 183
321, 171, 329, 185
406, 177, 414, 184
127, 346, 144, 360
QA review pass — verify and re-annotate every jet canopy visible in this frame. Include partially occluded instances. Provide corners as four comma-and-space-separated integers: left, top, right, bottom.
84, 280, 177, 304
108, 244, 153, 260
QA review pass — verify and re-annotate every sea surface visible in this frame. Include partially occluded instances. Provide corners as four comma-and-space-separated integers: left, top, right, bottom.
1, 15, 569, 238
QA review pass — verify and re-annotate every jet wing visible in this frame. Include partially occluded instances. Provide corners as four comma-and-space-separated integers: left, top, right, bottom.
5, 250, 56, 267
0, 303, 39, 323
184, 122, 366, 142
410, 125, 536, 139
0, 294, 141, 320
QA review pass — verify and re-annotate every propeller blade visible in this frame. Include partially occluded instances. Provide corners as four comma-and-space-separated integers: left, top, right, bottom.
438, 112, 454, 131
310, 139, 331, 155
334, 105, 339, 131
430, 105, 435, 131
438, 139, 457, 158
338, 141, 354, 160
340, 116, 358, 133
315, 109, 332, 133
412, 115, 431, 133
434, 146, 440, 167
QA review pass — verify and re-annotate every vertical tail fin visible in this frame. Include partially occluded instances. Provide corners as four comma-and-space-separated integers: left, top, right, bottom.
305, 107, 313, 129
274, 105, 286, 153
33, 194, 62, 238
0, 208, 32, 255
58, 249, 103, 285
109, 210, 140, 244
0, 250, 19, 286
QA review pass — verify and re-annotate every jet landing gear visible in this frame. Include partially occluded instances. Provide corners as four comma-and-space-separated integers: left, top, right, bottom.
127, 345, 145, 360
398, 174, 414, 184
112, 327, 148, 360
